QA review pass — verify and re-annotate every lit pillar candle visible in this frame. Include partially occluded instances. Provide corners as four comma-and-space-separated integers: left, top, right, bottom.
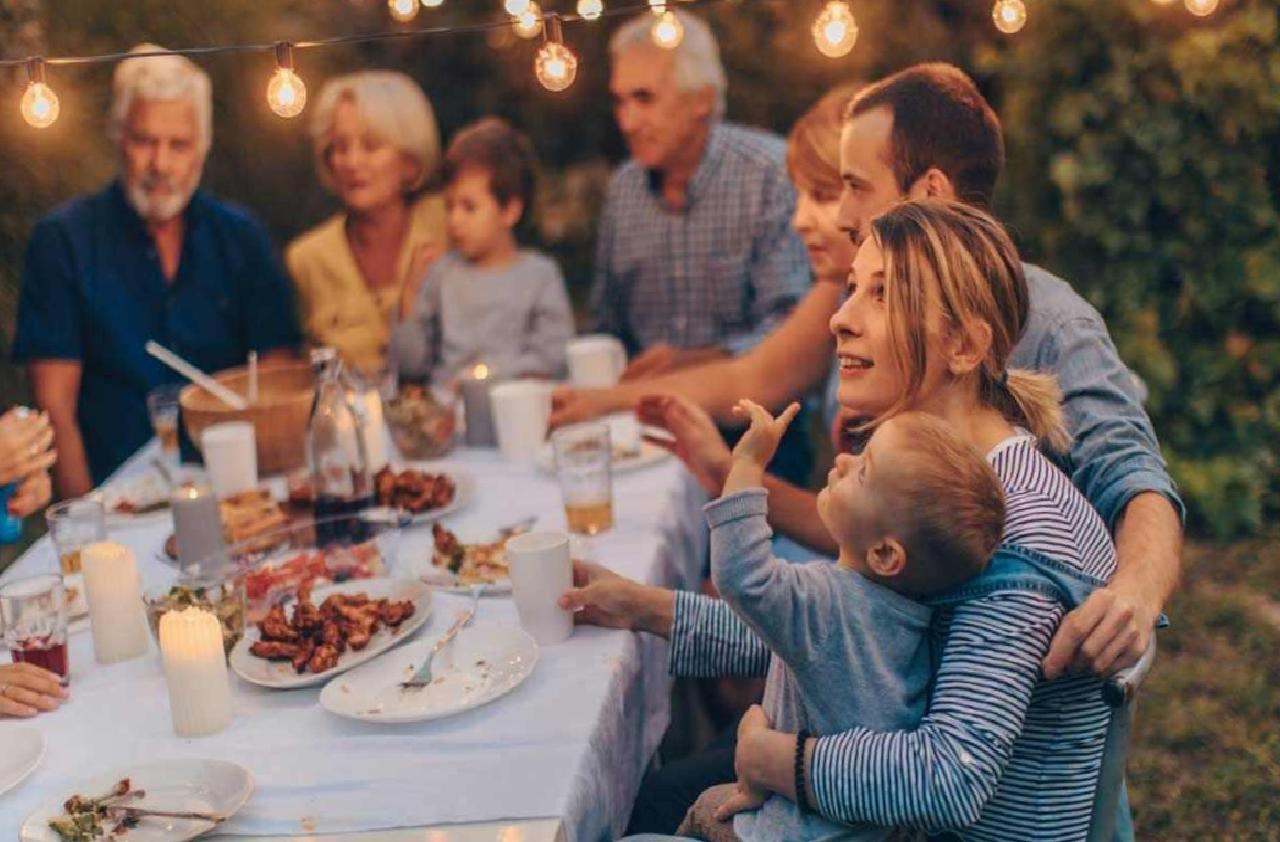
80, 541, 150, 664
171, 482, 226, 577
159, 607, 233, 737
461, 363, 498, 447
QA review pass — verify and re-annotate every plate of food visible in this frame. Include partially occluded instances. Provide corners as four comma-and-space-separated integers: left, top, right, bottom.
319, 624, 538, 724
419, 522, 515, 595
371, 465, 473, 524
534, 413, 671, 476
21, 758, 253, 842
241, 540, 386, 622
229, 578, 431, 690
0, 724, 43, 797
93, 473, 171, 525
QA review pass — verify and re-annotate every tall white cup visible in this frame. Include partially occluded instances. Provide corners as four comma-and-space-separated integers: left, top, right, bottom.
567, 335, 627, 388
201, 422, 258, 498
490, 381, 552, 464
506, 531, 574, 645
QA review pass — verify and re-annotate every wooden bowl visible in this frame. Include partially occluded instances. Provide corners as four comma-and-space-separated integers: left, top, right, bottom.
180, 362, 314, 476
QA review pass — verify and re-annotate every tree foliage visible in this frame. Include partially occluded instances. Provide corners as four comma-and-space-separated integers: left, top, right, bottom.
989, 0, 1280, 535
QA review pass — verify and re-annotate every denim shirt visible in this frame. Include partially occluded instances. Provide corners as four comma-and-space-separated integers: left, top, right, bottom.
1016, 265, 1184, 529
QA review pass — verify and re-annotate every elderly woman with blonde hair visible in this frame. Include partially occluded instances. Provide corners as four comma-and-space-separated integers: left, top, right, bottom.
287, 71, 446, 376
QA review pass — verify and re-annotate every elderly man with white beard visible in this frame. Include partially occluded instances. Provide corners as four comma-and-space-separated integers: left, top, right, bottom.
12, 45, 299, 497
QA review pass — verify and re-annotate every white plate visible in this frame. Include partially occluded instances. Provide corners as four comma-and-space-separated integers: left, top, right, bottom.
369, 469, 475, 525
92, 473, 172, 526
535, 440, 671, 476
419, 568, 512, 596
21, 758, 253, 842
229, 578, 432, 690
0, 724, 44, 797
319, 624, 538, 724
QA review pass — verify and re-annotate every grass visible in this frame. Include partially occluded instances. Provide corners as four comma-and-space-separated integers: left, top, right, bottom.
1128, 533, 1280, 841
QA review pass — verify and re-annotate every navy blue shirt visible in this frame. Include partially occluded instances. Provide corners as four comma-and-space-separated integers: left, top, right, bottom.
11, 181, 300, 483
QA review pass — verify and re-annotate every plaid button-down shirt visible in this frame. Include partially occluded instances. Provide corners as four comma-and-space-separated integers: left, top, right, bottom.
589, 123, 811, 356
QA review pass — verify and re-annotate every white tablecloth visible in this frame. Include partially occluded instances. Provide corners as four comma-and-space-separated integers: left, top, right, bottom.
0, 441, 710, 840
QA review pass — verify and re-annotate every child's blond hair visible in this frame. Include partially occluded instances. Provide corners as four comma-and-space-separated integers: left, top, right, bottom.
874, 412, 1005, 596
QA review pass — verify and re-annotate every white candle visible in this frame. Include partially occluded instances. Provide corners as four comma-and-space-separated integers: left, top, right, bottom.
81, 541, 150, 664
461, 363, 497, 447
159, 607, 233, 737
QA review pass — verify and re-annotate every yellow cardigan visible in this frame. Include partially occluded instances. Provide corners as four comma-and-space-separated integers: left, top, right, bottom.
286, 194, 446, 373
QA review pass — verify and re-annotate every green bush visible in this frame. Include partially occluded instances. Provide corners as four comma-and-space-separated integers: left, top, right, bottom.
989, 0, 1280, 537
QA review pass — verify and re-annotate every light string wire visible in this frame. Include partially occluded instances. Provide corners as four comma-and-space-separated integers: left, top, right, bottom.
0, 0, 748, 70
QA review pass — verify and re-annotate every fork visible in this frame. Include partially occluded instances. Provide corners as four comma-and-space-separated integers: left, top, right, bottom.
400, 585, 482, 690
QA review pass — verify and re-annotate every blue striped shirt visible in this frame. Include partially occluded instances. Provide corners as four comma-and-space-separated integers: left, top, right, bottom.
669, 434, 1118, 841
588, 123, 810, 356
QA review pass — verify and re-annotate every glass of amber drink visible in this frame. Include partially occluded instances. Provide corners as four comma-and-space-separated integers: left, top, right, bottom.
45, 499, 106, 576
147, 384, 184, 459
552, 423, 614, 535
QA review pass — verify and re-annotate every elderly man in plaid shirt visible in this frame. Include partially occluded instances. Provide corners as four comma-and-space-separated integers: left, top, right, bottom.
591, 10, 811, 384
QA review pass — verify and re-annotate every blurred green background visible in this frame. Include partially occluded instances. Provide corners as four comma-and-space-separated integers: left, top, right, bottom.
1, 0, 1277, 539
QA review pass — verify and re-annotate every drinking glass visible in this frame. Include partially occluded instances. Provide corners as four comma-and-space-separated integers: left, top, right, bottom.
45, 498, 107, 576
0, 574, 70, 682
551, 422, 614, 535
147, 384, 184, 460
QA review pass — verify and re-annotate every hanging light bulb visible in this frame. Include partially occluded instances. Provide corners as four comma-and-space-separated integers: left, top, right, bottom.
388, 0, 420, 21
812, 1, 858, 59
535, 14, 579, 92
652, 10, 684, 48
20, 58, 59, 129
266, 43, 307, 119
505, 0, 531, 15
1184, 0, 1219, 15
992, 0, 1027, 33
577, 0, 604, 21
513, 1, 544, 38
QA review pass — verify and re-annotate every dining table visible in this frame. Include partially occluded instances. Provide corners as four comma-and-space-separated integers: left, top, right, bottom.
0, 433, 713, 842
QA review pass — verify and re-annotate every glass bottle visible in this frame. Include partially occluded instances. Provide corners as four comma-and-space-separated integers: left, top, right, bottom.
307, 347, 373, 545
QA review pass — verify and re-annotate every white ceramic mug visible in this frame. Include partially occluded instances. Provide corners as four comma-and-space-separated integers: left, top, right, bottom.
200, 422, 258, 498
506, 531, 574, 645
567, 335, 627, 388
489, 380, 552, 464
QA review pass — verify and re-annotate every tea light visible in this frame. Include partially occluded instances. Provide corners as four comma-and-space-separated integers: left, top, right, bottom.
171, 482, 226, 575
461, 363, 498, 447
159, 607, 233, 737
81, 541, 150, 664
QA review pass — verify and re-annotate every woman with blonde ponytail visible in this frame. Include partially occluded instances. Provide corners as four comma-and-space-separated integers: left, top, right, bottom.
616, 200, 1126, 841
691, 200, 1124, 841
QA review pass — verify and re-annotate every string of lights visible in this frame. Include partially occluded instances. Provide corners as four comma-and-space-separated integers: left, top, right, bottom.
8, 0, 1222, 129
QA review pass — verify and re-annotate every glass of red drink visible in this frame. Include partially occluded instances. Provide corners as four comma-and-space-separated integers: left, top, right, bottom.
0, 573, 70, 683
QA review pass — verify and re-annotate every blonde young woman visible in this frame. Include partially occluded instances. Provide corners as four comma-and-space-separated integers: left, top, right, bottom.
287, 71, 446, 375
575, 201, 1120, 842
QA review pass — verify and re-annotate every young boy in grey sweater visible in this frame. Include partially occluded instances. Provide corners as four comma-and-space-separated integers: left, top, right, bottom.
677, 402, 1006, 842
392, 117, 573, 388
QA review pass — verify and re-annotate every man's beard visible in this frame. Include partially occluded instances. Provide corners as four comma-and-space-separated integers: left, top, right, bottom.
125, 169, 201, 223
